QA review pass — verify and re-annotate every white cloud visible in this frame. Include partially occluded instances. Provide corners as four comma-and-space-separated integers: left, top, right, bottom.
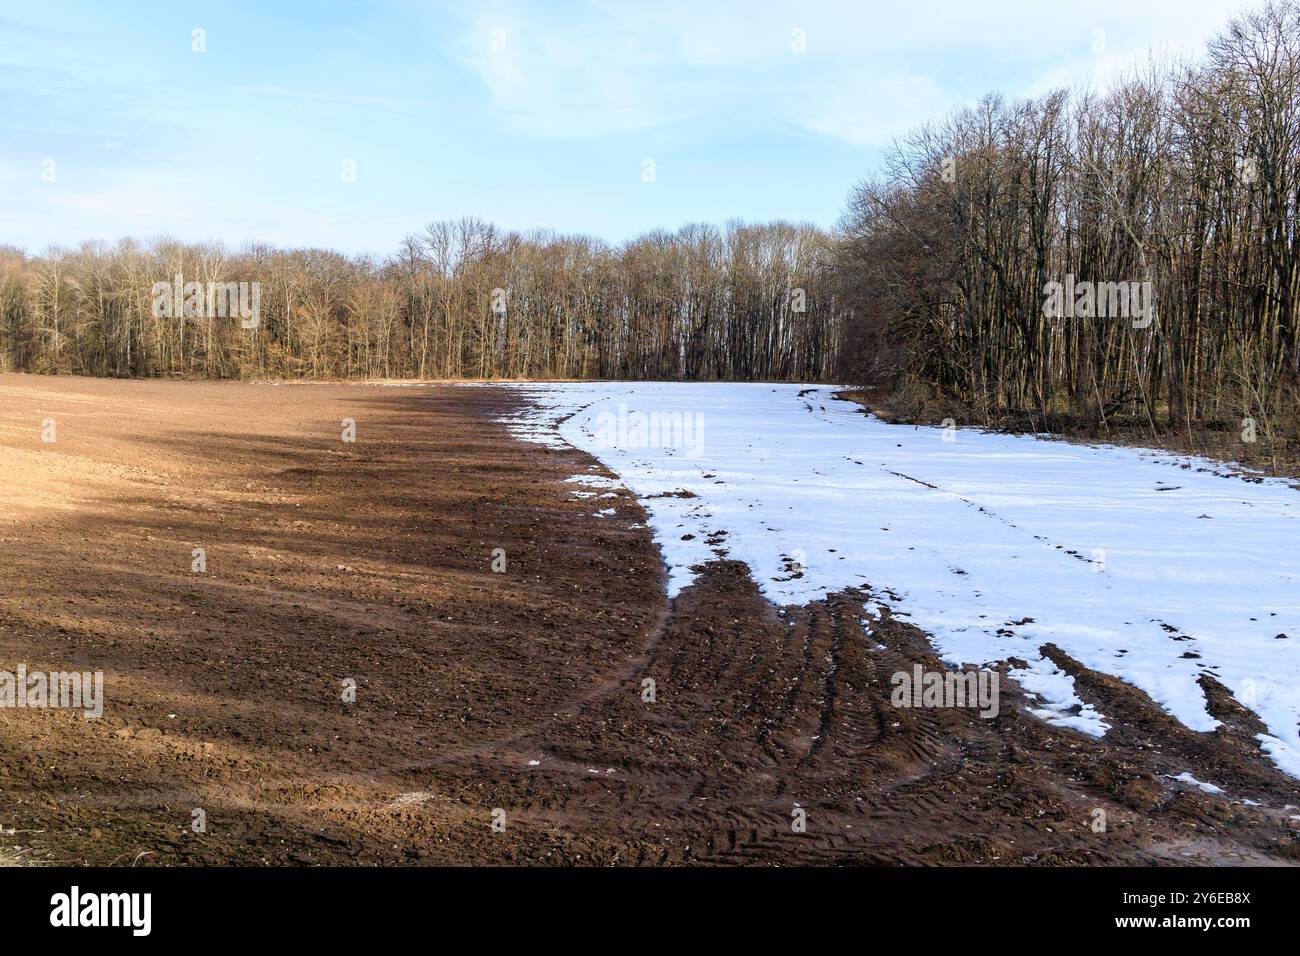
450, 0, 1267, 146
797, 73, 956, 147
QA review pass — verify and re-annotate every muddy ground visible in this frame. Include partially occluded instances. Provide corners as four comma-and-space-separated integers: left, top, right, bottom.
0, 374, 1296, 866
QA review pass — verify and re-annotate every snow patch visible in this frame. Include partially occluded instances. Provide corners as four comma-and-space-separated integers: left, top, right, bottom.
487, 382, 1300, 777
1167, 772, 1226, 795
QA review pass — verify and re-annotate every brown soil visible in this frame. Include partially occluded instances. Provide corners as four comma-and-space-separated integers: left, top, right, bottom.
0, 373, 1297, 866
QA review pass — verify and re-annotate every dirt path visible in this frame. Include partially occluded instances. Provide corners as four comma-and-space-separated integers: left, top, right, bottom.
0, 374, 1296, 865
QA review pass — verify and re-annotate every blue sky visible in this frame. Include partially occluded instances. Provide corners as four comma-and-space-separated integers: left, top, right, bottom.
0, 0, 1262, 256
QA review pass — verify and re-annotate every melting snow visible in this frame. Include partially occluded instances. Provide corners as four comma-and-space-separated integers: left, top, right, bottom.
489, 381, 1300, 776
1167, 772, 1226, 795
565, 474, 621, 488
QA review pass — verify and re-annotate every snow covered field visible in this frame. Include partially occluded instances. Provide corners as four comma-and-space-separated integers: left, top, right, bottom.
495, 382, 1300, 777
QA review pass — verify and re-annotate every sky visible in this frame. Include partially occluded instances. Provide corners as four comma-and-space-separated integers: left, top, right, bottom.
0, 0, 1268, 257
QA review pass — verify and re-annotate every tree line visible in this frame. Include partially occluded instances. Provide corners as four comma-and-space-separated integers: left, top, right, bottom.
835, 0, 1300, 451
0, 218, 840, 382
5, 0, 1300, 461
